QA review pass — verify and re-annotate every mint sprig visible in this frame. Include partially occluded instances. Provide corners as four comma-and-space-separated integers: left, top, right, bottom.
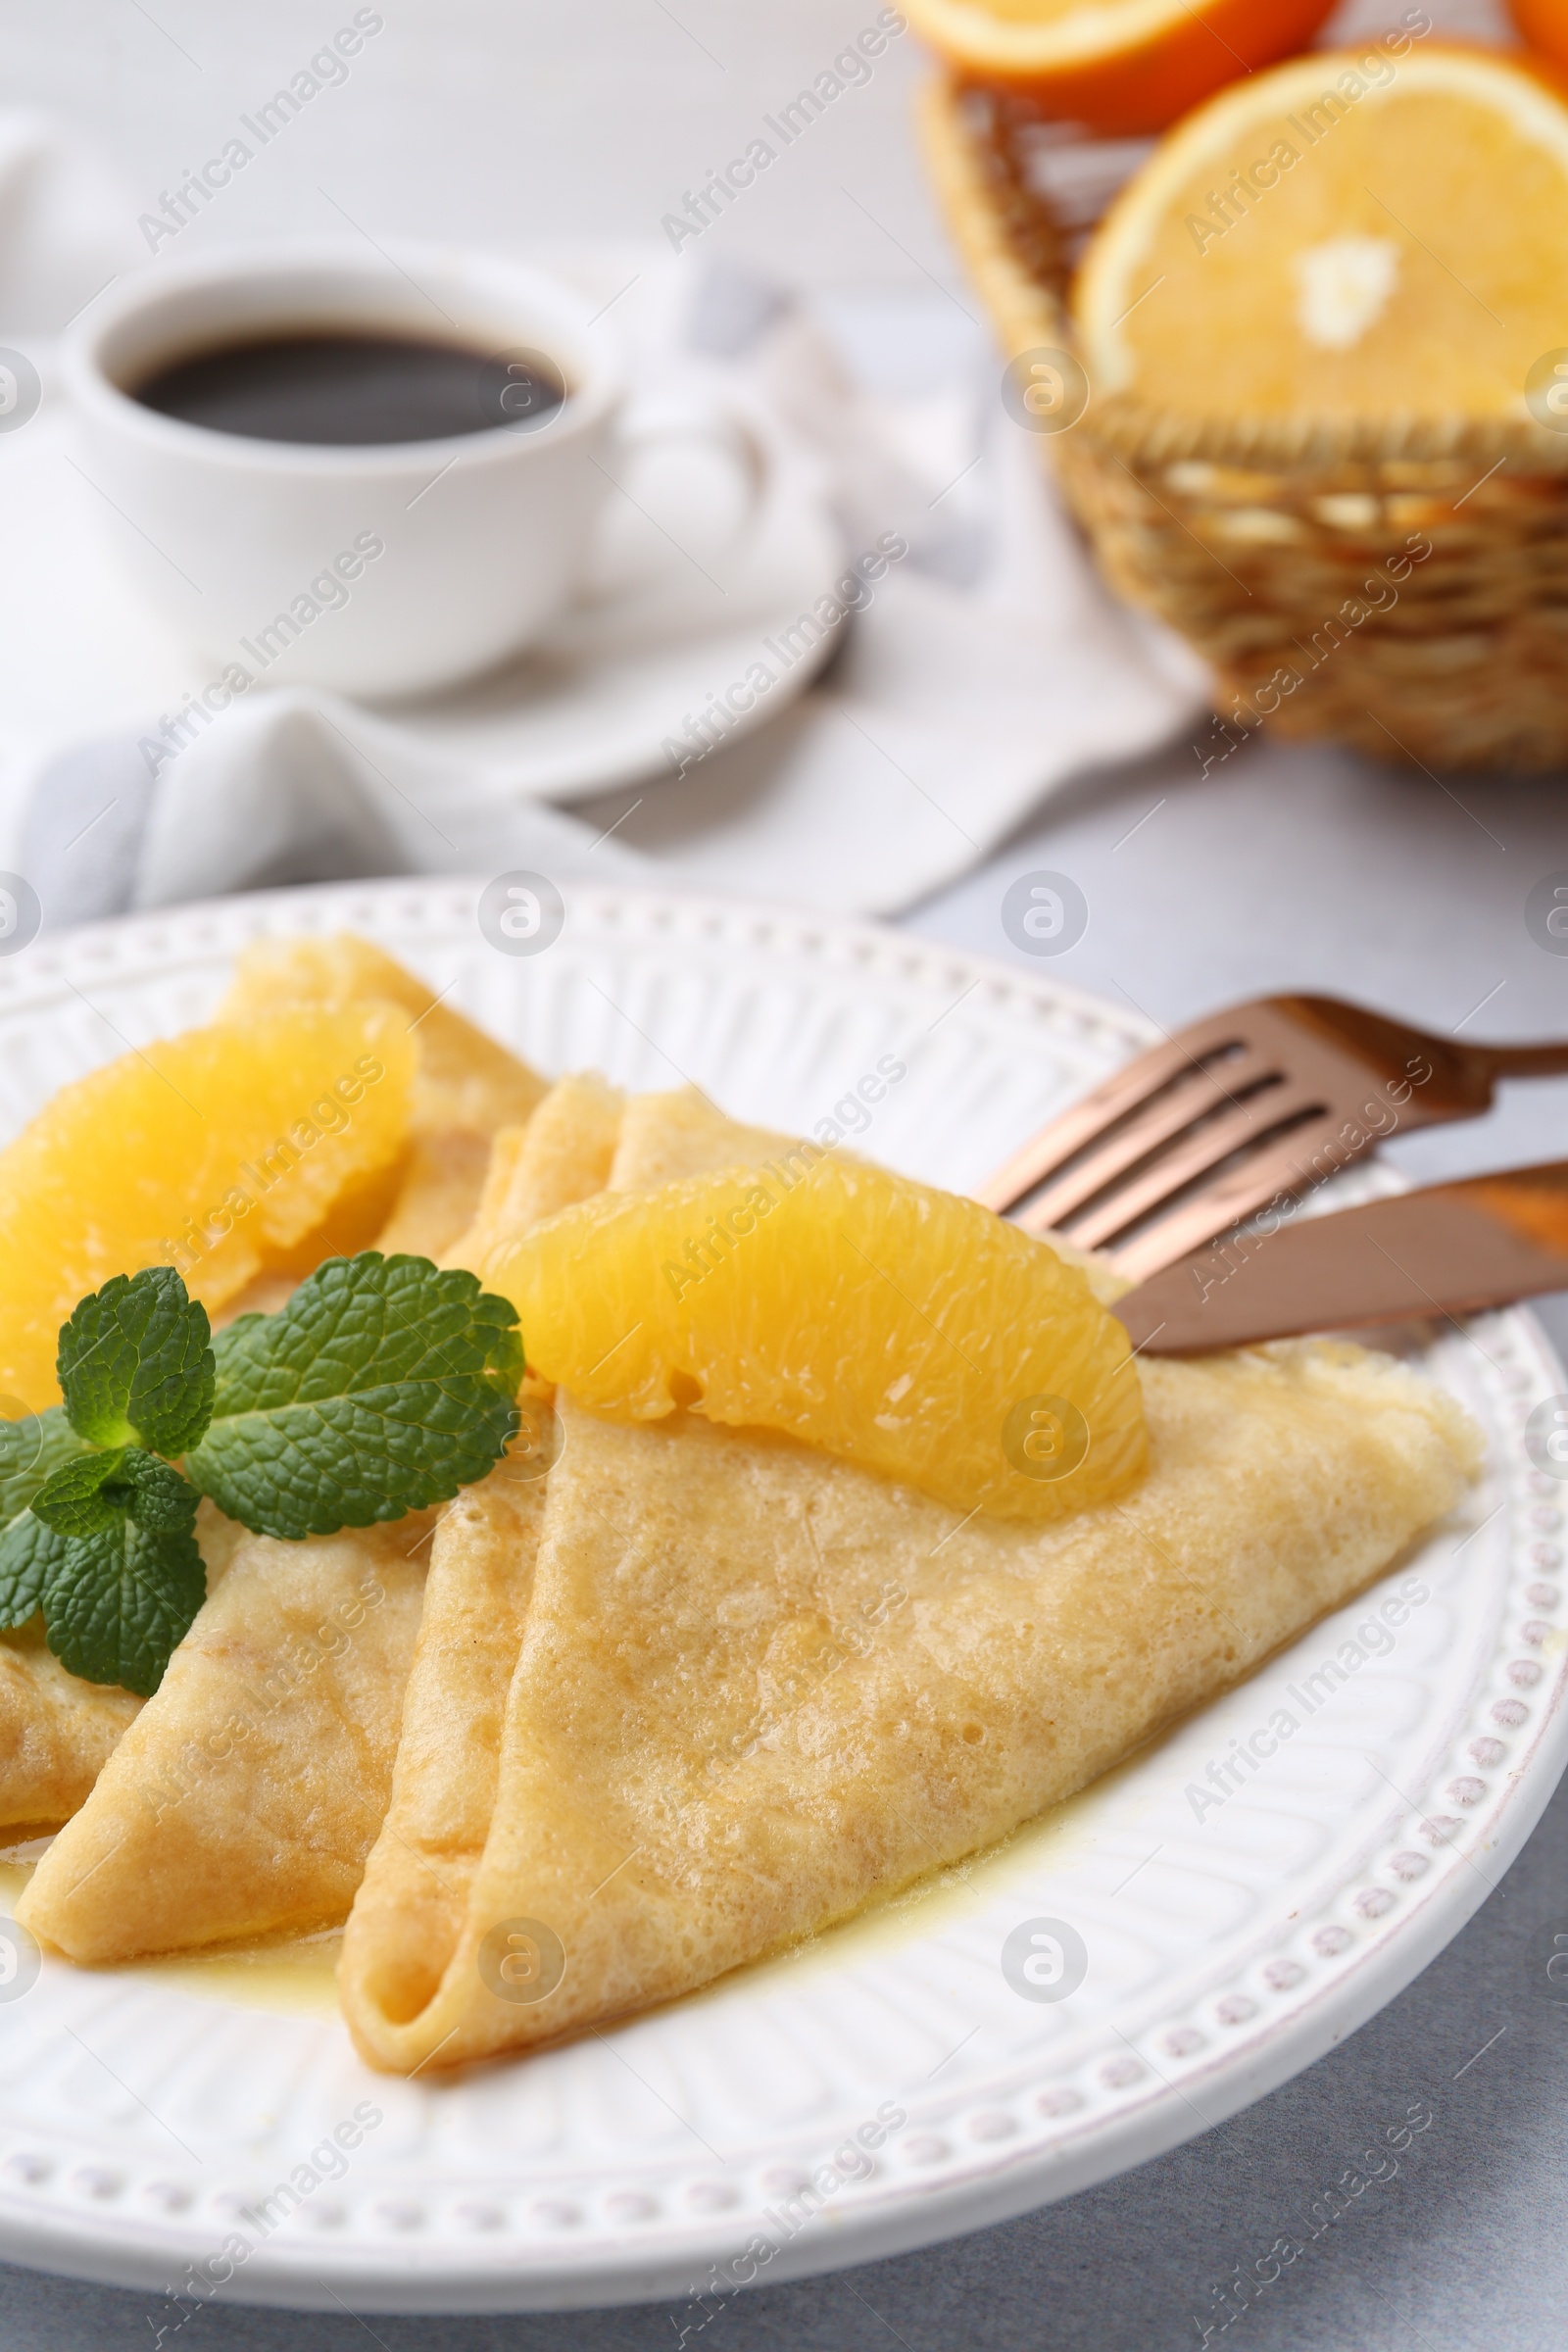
0, 1407, 92, 1629
41, 1498, 207, 1699
33, 1445, 200, 1538
9, 1253, 521, 1695
57, 1267, 215, 1454
187, 1255, 524, 1541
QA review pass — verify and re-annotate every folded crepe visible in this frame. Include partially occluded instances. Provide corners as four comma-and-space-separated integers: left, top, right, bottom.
606, 1086, 794, 1191
16, 1511, 436, 1959
340, 1091, 1482, 2074
335, 1087, 751, 2047
333, 1463, 548, 2035
440, 1070, 624, 1276
0, 1625, 142, 1835
222, 932, 550, 1265
0, 942, 548, 1849
335, 1076, 625, 2034
16, 1076, 626, 1965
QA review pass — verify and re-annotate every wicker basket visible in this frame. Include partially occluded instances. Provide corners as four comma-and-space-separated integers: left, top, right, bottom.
921, 74, 1568, 771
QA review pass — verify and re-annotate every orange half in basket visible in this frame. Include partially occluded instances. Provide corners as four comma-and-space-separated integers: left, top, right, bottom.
1074, 43, 1568, 420
904, 0, 1340, 135
1508, 0, 1568, 76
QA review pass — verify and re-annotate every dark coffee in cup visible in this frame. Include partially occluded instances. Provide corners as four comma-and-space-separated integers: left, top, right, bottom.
132, 330, 567, 447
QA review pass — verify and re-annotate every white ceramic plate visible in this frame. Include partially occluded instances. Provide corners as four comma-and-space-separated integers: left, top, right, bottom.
0, 879, 1562, 2317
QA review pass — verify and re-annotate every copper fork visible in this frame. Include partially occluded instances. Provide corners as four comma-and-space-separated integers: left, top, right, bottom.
974, 994, 1568, 1282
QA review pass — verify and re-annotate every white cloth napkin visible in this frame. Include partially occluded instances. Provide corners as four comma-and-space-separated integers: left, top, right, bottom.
0, 119, 1207, 925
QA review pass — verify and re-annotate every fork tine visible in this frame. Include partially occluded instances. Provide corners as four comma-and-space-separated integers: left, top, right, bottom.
1020, 1054, 1287, 1230
1043, 1081, 1330, 1251
972, 1020, 1259, 1215
1106, 1117, 1359, 1282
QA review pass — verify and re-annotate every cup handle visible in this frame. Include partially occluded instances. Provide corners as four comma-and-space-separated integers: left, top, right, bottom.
578, 389, 767, 604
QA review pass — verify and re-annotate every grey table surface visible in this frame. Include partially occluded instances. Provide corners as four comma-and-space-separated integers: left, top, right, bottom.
2, 732, 1567, 2351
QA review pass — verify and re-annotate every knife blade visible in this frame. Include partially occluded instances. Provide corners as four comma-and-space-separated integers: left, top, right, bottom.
1112, 1160, 1568, 1356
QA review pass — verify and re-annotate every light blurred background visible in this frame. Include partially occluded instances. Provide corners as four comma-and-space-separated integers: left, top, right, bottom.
0, 1, 1507, 296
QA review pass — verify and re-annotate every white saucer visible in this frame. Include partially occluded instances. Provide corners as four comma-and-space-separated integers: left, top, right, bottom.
0, 387, 844, 818
338, 385, 846, 801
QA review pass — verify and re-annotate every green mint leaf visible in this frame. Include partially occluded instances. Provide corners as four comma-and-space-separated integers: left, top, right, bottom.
41, 1514, 206, 1697
0, 1407, 93, 1629
117, 1451, 204, 1533
34, 1444, 201, 1536
32, 1446, 129, 1537
57, 1266, 214, 1455
185, 1251, 522, 1541
0, 1512, 70, 1633
0, 1404, 92, 1527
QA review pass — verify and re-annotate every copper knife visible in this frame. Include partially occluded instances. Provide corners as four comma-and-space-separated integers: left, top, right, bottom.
1113, 1160, 1568, 1356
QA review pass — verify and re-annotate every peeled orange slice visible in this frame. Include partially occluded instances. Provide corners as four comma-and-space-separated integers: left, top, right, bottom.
905, 0, 1338, 135
485, 1152, 1147, 1522
1075, 44, 1568, 419
221, 931, 547, 1139
0, 1003, 415, 1407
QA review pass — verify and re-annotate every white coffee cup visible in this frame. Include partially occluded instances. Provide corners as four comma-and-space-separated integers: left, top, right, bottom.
62, 241, 732, 700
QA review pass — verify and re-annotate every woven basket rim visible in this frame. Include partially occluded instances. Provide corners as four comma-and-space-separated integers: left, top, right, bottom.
924, 74, 1568, 478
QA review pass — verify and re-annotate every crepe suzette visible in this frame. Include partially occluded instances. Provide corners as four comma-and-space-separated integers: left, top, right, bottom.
335, 1083, 791, 2036
330, 1071, 626, 1997
339, 1088, 1480, 2073
0, 944, 406, 1829
220, 931, 550, 1271
0, 936, 544, 1843
10, 1008, 571, 1949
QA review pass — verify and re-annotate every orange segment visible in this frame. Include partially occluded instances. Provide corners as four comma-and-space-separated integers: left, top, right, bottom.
0, 1003, 416, 1407
220, 932, 547, 1140
1075, 44, 1568, 419
906, 0, 1338, 135
485, 1152, 1147, 1523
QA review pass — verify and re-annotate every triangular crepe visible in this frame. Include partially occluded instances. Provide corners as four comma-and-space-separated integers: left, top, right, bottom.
341, 1092, 1480, 2073
0, 1626, 142, 1834
336, 1084, 779, 2034
333, 1465, 546, 2034
15, 1074, 624, 1963
17, 1510, 437, 1961
370, 1130, 496, 1265
221, 933, 547, 1143
0, 1407, 262, 1836
222, 932, 549, 1263
608, 1085, 794, 1191
336, 1077, 625, 2032
441, 1071, 623, 1275
0, 943, 547, 1866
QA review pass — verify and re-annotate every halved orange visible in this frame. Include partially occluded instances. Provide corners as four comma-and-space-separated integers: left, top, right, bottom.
1509, 0, 1568, 74
1075, 44, 1568, 419
905, 0, 1340, 135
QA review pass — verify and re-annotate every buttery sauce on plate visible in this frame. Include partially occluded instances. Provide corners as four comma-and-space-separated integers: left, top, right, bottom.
0, 1762, 1135, 2024
0, 1858, 341, 2018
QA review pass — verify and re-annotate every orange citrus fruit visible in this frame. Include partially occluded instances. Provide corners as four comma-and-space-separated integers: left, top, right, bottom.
485, 1152, 1147, 1523
1074, 44, 1568, 420
1509, 0, 1568, 74
0, 1003, 416, 1407
905, 0, 1339, 136
220, 932, 547, 1139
